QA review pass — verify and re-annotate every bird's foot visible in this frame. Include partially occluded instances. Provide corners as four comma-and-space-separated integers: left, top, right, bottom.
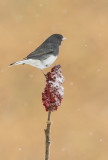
41, 70, 47, 78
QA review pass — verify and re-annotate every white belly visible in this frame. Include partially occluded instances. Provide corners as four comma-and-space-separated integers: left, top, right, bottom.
42, 55, 57, 68
24, 55, 57, 70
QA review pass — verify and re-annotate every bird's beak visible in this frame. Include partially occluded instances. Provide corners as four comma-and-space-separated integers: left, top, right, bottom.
62, 37, 67, 41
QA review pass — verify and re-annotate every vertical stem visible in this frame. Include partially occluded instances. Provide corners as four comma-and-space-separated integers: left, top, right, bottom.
44, 110, 52, 160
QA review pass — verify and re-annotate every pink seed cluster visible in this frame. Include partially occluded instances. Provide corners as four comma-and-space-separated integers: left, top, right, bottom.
42, 65, 64, 111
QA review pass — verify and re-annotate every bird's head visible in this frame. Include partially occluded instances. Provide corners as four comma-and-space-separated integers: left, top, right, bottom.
47, 34, 66, 45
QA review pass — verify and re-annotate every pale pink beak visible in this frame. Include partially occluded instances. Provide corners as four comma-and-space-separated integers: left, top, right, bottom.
62, 37, 67, 41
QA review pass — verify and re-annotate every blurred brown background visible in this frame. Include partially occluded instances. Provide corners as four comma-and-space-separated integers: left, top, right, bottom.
0, 0, 108, 159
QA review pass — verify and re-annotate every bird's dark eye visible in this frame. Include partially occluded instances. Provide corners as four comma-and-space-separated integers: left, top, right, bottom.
57, 35, 62, 39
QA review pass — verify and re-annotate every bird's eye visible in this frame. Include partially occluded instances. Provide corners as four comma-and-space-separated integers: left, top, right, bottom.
57, 36, 61, 39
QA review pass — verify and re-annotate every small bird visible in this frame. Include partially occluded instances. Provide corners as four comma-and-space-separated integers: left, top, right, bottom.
10, 34, 66, 72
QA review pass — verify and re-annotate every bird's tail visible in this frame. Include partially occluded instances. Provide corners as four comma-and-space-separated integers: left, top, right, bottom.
9, 60, 25, 66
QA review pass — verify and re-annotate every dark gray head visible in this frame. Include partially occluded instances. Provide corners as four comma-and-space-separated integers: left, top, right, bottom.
45, 34, 65, 45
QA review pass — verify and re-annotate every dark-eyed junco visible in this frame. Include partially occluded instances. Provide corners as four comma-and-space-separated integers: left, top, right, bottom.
10, 34, 66, 70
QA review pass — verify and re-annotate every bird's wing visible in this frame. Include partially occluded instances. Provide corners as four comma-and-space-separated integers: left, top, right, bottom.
24, 44, 54, 59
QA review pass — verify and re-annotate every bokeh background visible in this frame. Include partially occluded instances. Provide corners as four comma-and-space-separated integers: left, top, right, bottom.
0, 0, 108, 159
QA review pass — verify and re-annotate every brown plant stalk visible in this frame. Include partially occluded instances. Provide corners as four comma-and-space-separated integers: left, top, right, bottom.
44, 110, 52, 160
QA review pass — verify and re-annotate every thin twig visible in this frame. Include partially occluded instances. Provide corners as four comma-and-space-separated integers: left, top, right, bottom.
44, 110, 52, 160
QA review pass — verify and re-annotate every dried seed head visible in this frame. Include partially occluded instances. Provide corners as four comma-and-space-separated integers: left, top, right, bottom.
42, 65, 64, 111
